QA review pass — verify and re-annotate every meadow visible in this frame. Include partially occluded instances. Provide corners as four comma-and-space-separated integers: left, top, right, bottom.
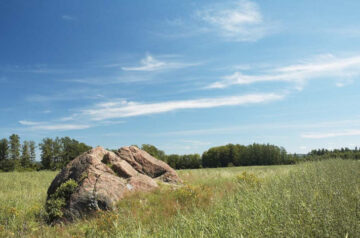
0, 159, 359, 237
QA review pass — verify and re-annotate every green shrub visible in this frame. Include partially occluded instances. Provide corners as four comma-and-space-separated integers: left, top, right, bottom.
45, 179, 78, 222
45, 198, 66, 222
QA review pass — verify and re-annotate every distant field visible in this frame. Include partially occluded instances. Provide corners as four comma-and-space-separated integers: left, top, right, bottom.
0, 160, 359, 237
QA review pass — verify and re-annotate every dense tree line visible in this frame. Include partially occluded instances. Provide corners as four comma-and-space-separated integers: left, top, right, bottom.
3, 134, 359, 172
0, 134, 91, 171
202, 143, 294, 168
140, 144, 167, 162
39, 137, 92, 170
141, 143, 293, 169
303, 147, 360, 161
140, 144, 202, 169
167, 154, 202, 169
0, 134, 36, 171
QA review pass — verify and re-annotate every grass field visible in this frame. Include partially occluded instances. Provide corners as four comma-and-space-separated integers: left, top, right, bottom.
0, 159, 359, 237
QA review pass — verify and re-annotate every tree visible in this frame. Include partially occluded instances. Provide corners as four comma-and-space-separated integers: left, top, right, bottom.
166, 153, 201, 169
0, 138, 9, 171
21, 141, 31, 168
9, 134, 21, 164
29, 141, 36, 163
202, 143, 292, 168
60, 137, 91, 167
40, 138, 54, 170
52, 137, 63, 169
40, 137, 92, 170
0, 138, 9, 162
141, 144, 167, 162
167, 154, 180, 169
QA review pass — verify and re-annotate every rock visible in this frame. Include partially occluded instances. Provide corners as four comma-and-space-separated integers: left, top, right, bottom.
117, 146, 182, 183
46, 146, 181, 222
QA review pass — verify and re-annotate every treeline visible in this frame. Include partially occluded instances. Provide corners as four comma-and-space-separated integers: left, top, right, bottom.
0, 134, 36, 171
202, 143, 294, 167
39, 137, 92, 170
140, 143, 295, 169
0, 134, 91, 171
139, 144, 202, 169
303, 147, 360, 161
4, 134, 358, 172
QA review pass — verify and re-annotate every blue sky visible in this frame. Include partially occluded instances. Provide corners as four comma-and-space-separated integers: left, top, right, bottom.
1, 0, 360, 155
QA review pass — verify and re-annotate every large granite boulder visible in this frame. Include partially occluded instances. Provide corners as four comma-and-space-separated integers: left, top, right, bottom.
46, 146, 181, 222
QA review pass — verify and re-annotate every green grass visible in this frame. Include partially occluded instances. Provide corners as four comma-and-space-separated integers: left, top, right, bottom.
0, 160, 359, 237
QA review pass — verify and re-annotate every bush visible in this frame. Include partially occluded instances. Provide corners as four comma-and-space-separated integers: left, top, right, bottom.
45, 179, 78, 222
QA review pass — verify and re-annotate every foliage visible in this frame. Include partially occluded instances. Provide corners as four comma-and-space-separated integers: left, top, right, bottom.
40, 137, 92, 170
139, 144, 202, 169
0, 135, 37, 171
9, 134, 20, 162
141, 144, 167, 162
202, 143, 294, 168
29, 141, 36, 163
45, 179, 78, 222
21, 141, 31, 168
0, 138, 9, 162
61, 137, 92, 167
302, 147, 360, 161
167, 154, 202, 169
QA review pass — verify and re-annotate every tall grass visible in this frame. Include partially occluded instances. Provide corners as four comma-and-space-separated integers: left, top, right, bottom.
0, 160, 358, 237
160, 159, 359, 238
0, 171, 56, 237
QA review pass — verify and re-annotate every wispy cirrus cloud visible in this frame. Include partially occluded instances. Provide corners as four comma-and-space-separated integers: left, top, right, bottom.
122, 54, 199, 72
19, 92, 284, 131
0, 64, 71, 74
19, 120, 41, 126
19, 120, 90, 131
302, 129, 360, 139
208, 54, 360, 89
26, 88, 106, 103
196, 0, 277, 42
325, 26, 360, 38
152, 118, 360, 137
61, 15, 76, 21
81, 92, 284, 121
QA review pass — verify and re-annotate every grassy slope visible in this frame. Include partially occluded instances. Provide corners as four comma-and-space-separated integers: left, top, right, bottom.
0, 160, 359, 237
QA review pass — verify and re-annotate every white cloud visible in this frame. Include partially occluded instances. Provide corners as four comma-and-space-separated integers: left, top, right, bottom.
0, 64, 70, 74
26, 88, 105, 103
208, 54, 360, 89
302, 129, 360, 139
62, 15, 76, 21
82, 93, 284, 121
197, 0, 275, 41
19, 120, 41, 126
335, 78, 354, 88
19, 120, 90, 131
122, 54, 198, 72
32, 124, 90, 131
59, 116, 76, 121
153, 118, 360, 137
325, 26, 360, 38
